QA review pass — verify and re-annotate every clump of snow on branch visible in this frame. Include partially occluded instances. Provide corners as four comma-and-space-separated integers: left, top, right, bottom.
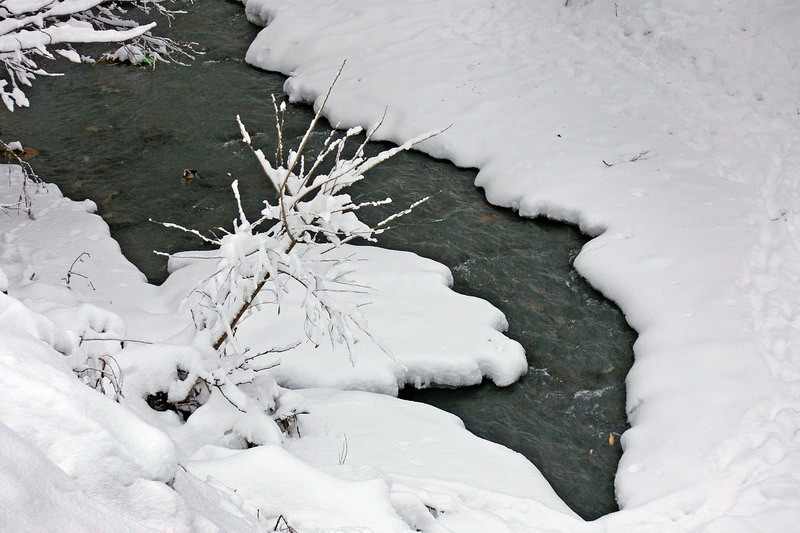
158, 65, 443, 424
0, 0, 196, 111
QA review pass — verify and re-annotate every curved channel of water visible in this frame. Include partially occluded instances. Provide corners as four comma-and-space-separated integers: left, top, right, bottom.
0, 0, 634, 519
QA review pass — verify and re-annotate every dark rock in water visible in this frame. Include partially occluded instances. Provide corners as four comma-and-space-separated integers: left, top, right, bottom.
96, 190, 120, 211
103, 214, 138, 230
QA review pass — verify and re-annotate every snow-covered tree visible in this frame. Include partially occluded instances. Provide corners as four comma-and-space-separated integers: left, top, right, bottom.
159, 68, 443, 432
0, 0, 193, 111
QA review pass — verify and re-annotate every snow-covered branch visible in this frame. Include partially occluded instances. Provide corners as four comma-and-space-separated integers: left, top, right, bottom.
213, 91, 442, 352
158, 69, 441, 419
0, 0, 196, 111
1, 139, 42, 218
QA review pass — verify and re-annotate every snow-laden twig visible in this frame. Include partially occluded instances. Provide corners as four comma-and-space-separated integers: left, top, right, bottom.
211, 112, 442, 352
1, 139, 44, 218
159, 67, 442, 417
0, 0, 198, 111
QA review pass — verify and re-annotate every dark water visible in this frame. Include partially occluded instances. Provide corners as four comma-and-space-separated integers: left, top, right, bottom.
0, 0, 634, 520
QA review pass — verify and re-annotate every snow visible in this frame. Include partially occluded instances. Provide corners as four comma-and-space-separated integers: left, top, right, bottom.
0, 420, 152, 533
181, 387, 588, 533
0, 20, 154, 54
184, 445, 412, 532
0, 163, 552, 530
166, 243, 526, 395
236, 0, 800, 529
0, 307, 179, 531
276, 388, 576, 514
3, 0, 800, 530
1, 0, 185, 110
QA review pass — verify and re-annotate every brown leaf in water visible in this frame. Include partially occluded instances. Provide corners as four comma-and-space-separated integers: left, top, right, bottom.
96, 191, 120, 211
20, 147, 38, 160
608, 433, 615, 446
477, 213, 502, 223
3, 147, 38, 161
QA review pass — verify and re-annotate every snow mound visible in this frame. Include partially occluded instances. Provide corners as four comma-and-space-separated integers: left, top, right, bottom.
0, 421, 153, 533
167, 243, 527, 395
240, 0, 800, 529
0, 320, 180, 529
1, 161, 560, 530
185, 445, 412, 532
279, 388, 582, 525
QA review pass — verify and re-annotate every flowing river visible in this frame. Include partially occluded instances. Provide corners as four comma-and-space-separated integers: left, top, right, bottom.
0, 0, 635, 520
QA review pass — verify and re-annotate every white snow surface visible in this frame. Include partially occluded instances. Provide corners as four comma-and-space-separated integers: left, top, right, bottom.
166, 244, 526, 395
3, 0, 800, 530
237, 0, 800, 529
0, 166, 561, 531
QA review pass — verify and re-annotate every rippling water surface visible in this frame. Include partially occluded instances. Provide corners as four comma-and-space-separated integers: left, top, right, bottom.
1, 0, 635, 519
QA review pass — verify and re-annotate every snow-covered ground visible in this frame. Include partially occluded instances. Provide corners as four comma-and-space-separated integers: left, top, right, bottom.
3, 0, 800, 531
0, 166, 575, 531
237, 0, 800, 530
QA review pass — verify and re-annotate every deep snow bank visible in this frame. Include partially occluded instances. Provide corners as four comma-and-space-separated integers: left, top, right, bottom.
1, 161, 569, 531
241, 0, 800, 529
166, 243, 526, 395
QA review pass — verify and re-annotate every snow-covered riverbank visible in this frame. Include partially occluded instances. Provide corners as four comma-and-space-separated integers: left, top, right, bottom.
3, 0, 799, 531
237, 0, 800, 530
1, 165, 578, 531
